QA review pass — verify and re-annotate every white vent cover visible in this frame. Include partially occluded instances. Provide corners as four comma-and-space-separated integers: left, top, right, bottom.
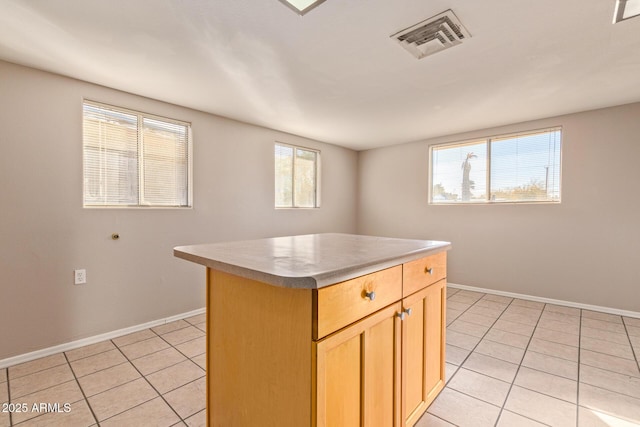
391, 9, 471, 59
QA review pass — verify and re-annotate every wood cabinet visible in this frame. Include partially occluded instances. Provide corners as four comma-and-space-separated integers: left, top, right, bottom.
401, 279, 446, 426
314, 302, 402, 427
204, 251, 446, 427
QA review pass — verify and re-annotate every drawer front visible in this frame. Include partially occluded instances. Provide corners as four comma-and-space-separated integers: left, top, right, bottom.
315, 266, 402, 340
402, 252, 447, 297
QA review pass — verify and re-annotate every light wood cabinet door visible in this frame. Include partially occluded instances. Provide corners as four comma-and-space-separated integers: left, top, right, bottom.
314, 302, 402, 427
401, 279, 446, 427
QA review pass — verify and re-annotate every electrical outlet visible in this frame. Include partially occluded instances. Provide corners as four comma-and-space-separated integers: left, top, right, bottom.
74, 269, 87, 285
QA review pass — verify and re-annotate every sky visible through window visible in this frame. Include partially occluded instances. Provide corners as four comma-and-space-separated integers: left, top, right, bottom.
431, 129, 561, 203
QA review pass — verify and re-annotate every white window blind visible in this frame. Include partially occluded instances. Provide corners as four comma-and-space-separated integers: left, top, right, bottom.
83, 102, 191, 207
430, 128, 561, 204
275, 143, 319, 208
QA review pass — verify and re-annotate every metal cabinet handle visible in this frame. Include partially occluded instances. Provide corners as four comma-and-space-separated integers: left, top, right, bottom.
424, 267, 433, 275
364, 291, 376, 301
397, 308, 412, 320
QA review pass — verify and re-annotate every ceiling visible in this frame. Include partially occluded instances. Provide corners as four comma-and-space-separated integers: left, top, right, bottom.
1, 0, 639, 150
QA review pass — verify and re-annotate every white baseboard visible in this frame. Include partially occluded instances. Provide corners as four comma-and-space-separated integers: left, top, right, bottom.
4, 284, 639, 369
0, 307, 206, 369
447, 283, 640, 320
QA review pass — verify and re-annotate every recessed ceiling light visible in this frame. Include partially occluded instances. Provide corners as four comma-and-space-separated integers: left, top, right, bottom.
614, 0, 640, 22
279, 0, 327, 15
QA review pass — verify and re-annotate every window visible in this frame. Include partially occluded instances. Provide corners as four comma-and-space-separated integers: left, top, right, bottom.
83, 101, 192, 207
430, 127, 561, 204
275, 143, 320, 208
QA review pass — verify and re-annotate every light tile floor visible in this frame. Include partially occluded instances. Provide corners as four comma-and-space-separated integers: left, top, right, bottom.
419, 288, 640, 427
0, 314, 207, 427
2, 290, 640, 426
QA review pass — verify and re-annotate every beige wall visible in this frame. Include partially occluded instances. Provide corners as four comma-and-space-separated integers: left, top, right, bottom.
3, 58, 639, 360
0, 61, 358, 359
357, 103, 640, 312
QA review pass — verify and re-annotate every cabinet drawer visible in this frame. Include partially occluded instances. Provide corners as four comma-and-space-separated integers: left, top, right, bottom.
314, 266, 402, 340
402, 252, 446, 297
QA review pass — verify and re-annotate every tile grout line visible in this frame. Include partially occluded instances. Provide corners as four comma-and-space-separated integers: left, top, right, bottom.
423, 412, 461, 426
69, 327, 204, 426
445, 293, 512, 374
109, 335, 187, 425
4, 322, 206, 426
578, 359, 640, 379
9, 299, 636, 426
119, 338, 177, 364
117, 330, 202, 368
6, 361, 68, 383
127, 322, 204, 363
124, 336, 195, 376
68, 344, 146, 401
447, 296, 576, 425
576, 308, 583, 427
8, 361, 98, 426
154, 331, 206, 363
61, 335, 177, 425
515, 331, 640, 379
148, 329, 208, 420
492, 300, 546, 427
65, 343, 119, 365
454, 341, 592, 394
572, 347, 636, 363
504, 360, 574, 382
443, 293, 524, 424
431, 292, 512, 422
118, 326, 204, 420
63, 352, 100, 427
621, 317, 640, 374
151, 323, 193, 338
442, 383, 559, 425
498, 410, 553, 427
572, 314, 640, 420
6, 369, 12, 427
490, 307, 640, 425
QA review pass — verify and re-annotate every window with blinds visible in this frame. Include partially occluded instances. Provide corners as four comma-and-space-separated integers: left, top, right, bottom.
430, 127, 561, 204
83, 102, 192, 208
275, 143, 320, 208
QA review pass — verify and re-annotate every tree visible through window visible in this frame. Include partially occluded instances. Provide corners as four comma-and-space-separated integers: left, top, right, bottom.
275, 143, 319, 208
430, 128, 561, 204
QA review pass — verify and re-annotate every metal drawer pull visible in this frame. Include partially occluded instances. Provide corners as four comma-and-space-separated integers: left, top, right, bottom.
397, 311, 406, 320
424, 267, 433, 275
403, 307, 412, 316
364, 291, 376, 301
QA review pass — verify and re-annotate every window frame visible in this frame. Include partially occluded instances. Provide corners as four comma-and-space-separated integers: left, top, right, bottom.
428, 126, 562, 205
274, 142, 321, 209
82, 100, 193, 209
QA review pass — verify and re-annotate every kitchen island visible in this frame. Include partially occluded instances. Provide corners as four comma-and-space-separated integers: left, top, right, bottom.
174, 233, 451, 427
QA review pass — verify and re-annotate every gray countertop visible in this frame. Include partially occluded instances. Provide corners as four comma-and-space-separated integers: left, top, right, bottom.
174, 233, 451, 289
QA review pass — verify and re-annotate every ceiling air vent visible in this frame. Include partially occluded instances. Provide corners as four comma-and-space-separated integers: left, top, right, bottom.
391, 9, 471, 59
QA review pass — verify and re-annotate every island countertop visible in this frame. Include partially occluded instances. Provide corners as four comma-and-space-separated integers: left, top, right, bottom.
174, 233, 451, 289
